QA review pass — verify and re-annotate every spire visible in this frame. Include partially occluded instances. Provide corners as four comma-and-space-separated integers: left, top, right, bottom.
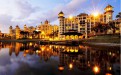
45, 19, 49, 24
41, 22, 42, 24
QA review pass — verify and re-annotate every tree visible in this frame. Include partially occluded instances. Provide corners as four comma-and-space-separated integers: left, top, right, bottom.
20, 31, 29, 39
116, 12, 121, 19
49, 30, 58, 39
108, 21, 119, 33
33, 31, 41, 39
92, 22, 108, 33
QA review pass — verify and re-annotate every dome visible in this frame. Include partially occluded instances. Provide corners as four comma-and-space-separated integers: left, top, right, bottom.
59, 11, 64, 14
106, 4, 113, 8
9, 26, 12, 29
58, 11, 64, 17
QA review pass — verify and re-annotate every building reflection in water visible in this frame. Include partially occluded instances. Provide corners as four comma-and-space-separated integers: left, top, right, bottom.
0, 42, 120, 74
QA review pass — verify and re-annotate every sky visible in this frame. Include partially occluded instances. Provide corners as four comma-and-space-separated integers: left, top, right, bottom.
0, 0, 120, 33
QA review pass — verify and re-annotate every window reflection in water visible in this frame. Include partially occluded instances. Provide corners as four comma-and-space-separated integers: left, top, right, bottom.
0, 42, 120, 74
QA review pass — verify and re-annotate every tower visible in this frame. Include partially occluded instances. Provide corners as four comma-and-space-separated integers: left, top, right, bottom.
58, 11, 65, 39
15, 25, 20, 39
24, 24, 27, 31
104, 4, 114, 23
9, 26, 13, 38
44, 20, 49, 24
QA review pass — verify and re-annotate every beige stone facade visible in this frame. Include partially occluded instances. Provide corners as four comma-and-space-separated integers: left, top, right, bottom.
9, 20, 59, 39
58, 4, 114, 39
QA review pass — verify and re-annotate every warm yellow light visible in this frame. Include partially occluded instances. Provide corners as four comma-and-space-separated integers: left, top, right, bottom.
29, 36, 32, 39
41, 31, 45, 35
58, 66, 64, 71
69, 63, 73, 69
105, 73, 112, 75
25, 50, 29, 53
69, 15, 73, 20
23, 53, 26, 57
109, 52, 111, 55
36, 50, 41, 53
29, 42, 32, 46
49, 38, 52, 41
75, 49, 78, 52
93, 12, 99, 17
70, 49, 74, 52
41, 47, 45, 51
93, 66, 100, 73
108, 66, 112, 70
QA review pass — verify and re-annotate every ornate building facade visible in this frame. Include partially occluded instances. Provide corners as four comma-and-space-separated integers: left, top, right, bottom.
58, 4, 114, 39
9, 20, 59, 39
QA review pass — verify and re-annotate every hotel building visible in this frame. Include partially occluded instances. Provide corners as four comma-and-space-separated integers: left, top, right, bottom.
58, 4, 114, 39
9, 20, 58, 39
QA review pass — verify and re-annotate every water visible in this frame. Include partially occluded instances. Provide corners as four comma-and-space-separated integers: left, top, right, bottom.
0, 42, 120, 75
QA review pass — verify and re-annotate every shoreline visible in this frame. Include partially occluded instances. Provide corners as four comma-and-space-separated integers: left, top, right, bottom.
0, 39, 120, 47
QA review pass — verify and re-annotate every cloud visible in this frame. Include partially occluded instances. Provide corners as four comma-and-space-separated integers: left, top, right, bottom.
31, 0, 86, 24
0, 0, 38, 33
0, 0, 87, 33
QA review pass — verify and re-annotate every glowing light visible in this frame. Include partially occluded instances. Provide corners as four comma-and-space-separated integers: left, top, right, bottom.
69, 63, 73, 69
69, 15, 73, 20
25, 50, 29, 53
58, 66, 64, 71
23, 53, 26, 57
41, 47, 45, 51
105, 73, 112, 75
36, 50, 41, 53
109, 52, 111, 55
108, 67, 112, 70
29, 42, 32, 46
93, 12, 99, 17
70, 49, 74, 52
93, 66, 100, 74
49, 38, 52, 41
75, 49, 78, 52
29, 36, 32, 39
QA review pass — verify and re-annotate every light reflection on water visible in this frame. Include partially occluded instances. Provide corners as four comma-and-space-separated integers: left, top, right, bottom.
0, 42, 120, 75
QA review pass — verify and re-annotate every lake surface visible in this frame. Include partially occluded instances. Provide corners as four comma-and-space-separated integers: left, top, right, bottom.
0, 42, 120, 75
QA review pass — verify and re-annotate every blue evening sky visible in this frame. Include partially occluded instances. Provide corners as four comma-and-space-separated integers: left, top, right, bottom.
0, 0, 120, 33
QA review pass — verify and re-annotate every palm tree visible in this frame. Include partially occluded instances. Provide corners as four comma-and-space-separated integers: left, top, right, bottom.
108, 21, 119, 34
20, 31, 25, 38
20, 31, 29, 39
33, 30, 41, 39
49, 30, 58, 39
92, 22, 109, 35
116, 12, 121, 19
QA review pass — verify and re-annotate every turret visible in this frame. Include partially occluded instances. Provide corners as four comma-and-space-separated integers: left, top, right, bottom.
58, 11, 65, 39
104, 4, 114, 23
58, 11, 64, 18
44, 20, 49, 24
24, 24, 27, 31
15, 25, 20, 39
9, 26, 13, 37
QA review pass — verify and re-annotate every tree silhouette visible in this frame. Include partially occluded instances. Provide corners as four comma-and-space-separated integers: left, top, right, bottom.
33, 31, 41, 39
20, 31, 29, 39
116, 12, 121, 19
